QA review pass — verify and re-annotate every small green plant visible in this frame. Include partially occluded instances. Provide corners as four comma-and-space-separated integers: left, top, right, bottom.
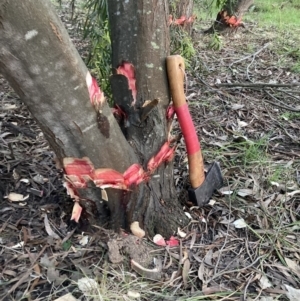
209, 32, 223, 50
291, 62, 300, 74
170, 26, 196, 67
216, 0, 227, 9
242, 138, 269, 167
75, 0, 112, 97
62, 240, 72, 250
268, 166, 285, 183
280, 112, 300, 120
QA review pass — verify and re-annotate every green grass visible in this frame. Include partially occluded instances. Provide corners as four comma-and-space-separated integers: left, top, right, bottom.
280, 112, 300, 121
194, 0, 300, 28
248, 0, 300, 27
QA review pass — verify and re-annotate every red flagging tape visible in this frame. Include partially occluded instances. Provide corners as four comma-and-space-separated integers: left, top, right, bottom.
175, 103, 200, 155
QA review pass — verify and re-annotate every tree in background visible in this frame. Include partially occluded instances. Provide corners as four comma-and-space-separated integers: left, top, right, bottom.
170, 0, 195, 34
207, 0, 254, 32
0, 0, 189, 237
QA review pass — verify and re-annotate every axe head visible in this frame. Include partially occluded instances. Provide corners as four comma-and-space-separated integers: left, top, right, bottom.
188, 162, 223, 206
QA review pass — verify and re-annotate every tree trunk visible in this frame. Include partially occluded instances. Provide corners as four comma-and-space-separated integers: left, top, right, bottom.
222, 0, 254, 17
171, 0, 194, 34
207, 0, 254, 33
108, 0, 188, 237
0, 0, 188, 237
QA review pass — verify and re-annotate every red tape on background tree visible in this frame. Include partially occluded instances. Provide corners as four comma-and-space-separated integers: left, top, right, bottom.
175, 104, 200, 155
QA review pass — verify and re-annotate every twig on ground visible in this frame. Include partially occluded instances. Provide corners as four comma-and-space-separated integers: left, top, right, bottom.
213, 188, 232, 276
229, 43, 270, 68
243, 273, 254, 301
208, 255, 266, 282
264, 90, 300, 112
214, 83, 299, 88
278, 89, 300, 102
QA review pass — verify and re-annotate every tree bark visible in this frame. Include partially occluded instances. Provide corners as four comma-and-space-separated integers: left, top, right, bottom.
108, 0, 188, 237
0, 0, 188, 237
222, 0, 254, 17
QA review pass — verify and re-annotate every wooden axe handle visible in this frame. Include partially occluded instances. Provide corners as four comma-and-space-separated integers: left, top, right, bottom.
166, 55, 205, 188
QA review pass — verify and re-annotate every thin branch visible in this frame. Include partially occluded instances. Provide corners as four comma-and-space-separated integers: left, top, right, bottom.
214, 83, 300, 88
278, 89, 300, 102
264, 90, 300, 112
229, 43, 270, 67
208, 255, 266, 282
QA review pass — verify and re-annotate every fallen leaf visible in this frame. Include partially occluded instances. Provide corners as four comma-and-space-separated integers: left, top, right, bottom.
185, 212, 192, 219
198, 261, 205, 281
77, 277, 98, 296
285, 257, 300, 277
233, 218, 247, 229
237, 188, 253, 197
6, 193, 29, 202
182, 258, 190, 287
20, 178, 30, 184
79, 235, 89, 246
180, 249, 189, 264
285, 284, 300, 301
259, 274, 272, 289
44, 214, 60, 239
33, 174, 46, 184
40, 254, 55, 268
208, 199, 216, 206
177, 227, 187, 238
219, 186, 233, 195
237, 119, 248, 128
127, 290, 141, 298
231, 104, 245, 110
11, 242, 24, 249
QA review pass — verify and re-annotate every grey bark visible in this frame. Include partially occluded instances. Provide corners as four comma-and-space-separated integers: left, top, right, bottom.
224, 0, 254, 17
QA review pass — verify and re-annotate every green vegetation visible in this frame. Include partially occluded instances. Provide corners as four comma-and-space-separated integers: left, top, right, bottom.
248, 0, 300, 27
170, 26, 196, 65
194, 0, 300, 28
79, 0, 111, 96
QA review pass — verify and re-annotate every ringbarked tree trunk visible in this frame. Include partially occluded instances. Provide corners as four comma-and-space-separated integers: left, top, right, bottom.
108, 0, 188, 237
207, 0, 254, 33
170, 0, 194, 34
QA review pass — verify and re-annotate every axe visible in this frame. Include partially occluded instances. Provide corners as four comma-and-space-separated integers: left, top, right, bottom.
166, 55, 223, 206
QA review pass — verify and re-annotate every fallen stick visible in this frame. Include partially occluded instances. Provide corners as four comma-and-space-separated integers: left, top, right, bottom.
214, 83, 300, 88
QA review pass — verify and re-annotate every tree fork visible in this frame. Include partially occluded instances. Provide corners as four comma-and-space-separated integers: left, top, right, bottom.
0, 0, 189, 237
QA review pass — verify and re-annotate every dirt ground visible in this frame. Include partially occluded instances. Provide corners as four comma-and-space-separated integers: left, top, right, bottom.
0, 4, 300, 301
